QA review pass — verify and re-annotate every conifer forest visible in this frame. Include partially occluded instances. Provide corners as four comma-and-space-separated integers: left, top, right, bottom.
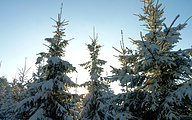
1, 0, 192, 120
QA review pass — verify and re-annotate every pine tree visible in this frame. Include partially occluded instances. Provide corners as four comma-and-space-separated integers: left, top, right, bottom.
0, 76, 12, 119
109, 31, 141, 120
14, 4, 78, 120
0, 59, 31, 120
80, 27, 114, 120
111, 0, 192, 119
110, 30, 136, 93
0, 78, 22, 120
11, 58, 31, 103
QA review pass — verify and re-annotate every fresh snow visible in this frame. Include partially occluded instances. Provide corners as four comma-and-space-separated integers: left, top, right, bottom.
47, 56, 60, 64
42, 79, 54, 91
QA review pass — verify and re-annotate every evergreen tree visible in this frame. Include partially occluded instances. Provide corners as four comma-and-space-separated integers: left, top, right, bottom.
11, 58, 31, 103
109, 31, 141, 120
0, 76, 12, 119
110, 30, 136, 92
0, 78, 22, 120
110, 0, 192, 119
80, 27, 114, 120
14, 4, 78, 120
0, 59, 31, 120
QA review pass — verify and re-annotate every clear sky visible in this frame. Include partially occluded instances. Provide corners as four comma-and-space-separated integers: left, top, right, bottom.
0, 0, 192, 93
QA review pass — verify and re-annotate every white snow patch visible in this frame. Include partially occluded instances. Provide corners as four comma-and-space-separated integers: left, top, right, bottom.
42, 79, 54, 91
47, 56, 60, 64
91, 72, 98, 80
29, 109, 44, 120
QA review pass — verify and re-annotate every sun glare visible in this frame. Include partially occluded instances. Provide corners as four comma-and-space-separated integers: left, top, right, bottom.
70, 87, 89, 95
77, 87, 89, 95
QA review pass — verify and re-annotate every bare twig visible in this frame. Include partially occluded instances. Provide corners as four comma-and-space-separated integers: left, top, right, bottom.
93, 26, 95, 40
112, 46, 123, 54
163, 23, 167, 29
50, 17, 57, 23
17, 57, 31, 84
165, 14, 180, 36
120, 30, 125, 54
89, 26, 98, 42
184, 16, 192, 24
112, 30, 127, 54
161, 14, 180, 51
152, 0, 159, 42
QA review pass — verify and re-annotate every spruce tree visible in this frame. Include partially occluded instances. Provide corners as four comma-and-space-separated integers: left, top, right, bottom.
11, 58, 31, 103
111, 0, 192, 119
109, 31, 141, 119
110, 30, 136, 92
80, 27, 114, 120
0, 78, 21, 119
0, 76, 12, 119
0, 59, 31, 120
14, 4, 78, 120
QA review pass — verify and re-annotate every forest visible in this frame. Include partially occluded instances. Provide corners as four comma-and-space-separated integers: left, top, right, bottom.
1, 0, 192, 120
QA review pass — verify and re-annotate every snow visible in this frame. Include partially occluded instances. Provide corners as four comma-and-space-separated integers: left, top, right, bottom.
62, 75, 73, 85
2, 1, 192, 120
62, 60, 76, 71
168, 112, 177, 120
55, 101, 67, 113
29, 108, 53, 120
36, 56, 42, 64
91, 72, 98, 80
29, 108, 44, 120
42, 79, 54, 91
15, 96, 33, 109
45, 38, 55, 43
64, 115, 73, 120
41, 92, 49, 99
142, 58, 153, 70
57, 80, 65, 90
139, 48, 148, 55
47, 56, 60, 64
145, 32, 154, 38
114, 113, 133, 120
165, 35, 180, 44
150, 44, 160, 52
174, 81, 192, 100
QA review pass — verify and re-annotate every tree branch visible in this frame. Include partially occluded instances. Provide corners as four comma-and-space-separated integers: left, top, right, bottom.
140, 32, 156, 61
161, 14, 180, 51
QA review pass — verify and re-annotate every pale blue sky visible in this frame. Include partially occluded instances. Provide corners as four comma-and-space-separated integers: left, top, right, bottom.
0, 0, 192, 90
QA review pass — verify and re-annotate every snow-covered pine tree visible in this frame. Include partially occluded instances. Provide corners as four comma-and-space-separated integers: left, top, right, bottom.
14, 4, 78, 120
110, 30, 135, 92
0, 76, 12, 119
109, 31, 141, 120
0, 59, 32, 120
111, 0, 192, 119
0, 79, 20, 120
17, 57, 32, 87
11, 58, 31, 103
1, 80, 26, 120
80, 27, 114, 120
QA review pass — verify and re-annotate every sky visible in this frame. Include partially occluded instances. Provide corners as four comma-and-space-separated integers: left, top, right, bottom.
0, 0, 192, 94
